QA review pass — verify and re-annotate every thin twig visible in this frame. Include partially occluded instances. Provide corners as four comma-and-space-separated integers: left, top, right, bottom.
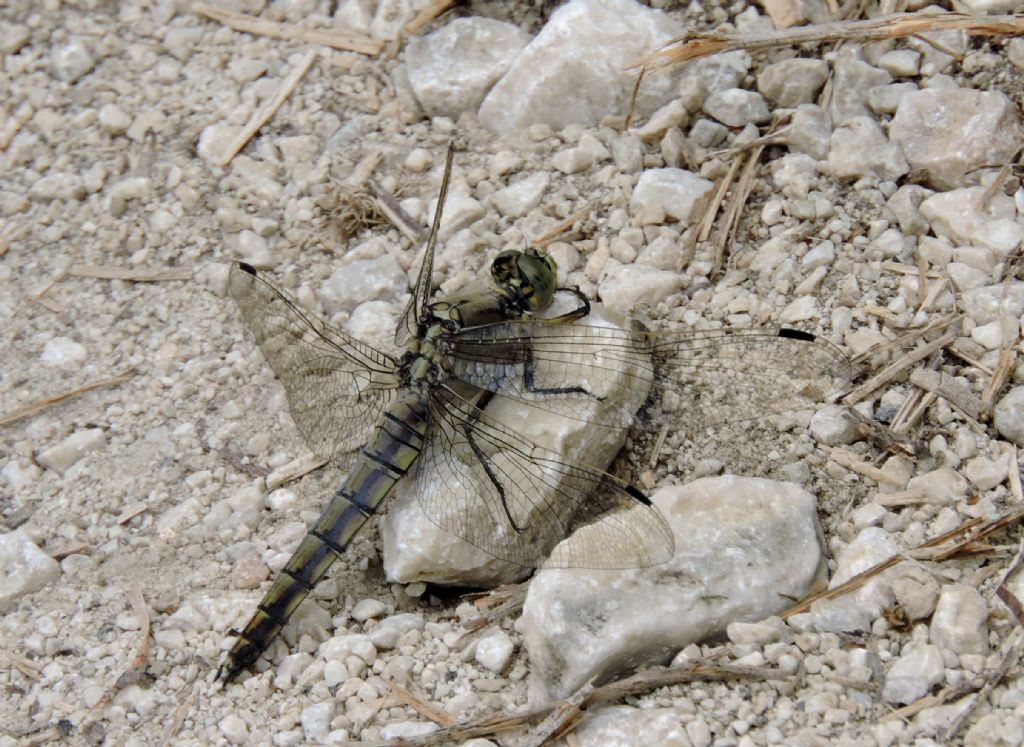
68, 264, 193, 282
386, 680, 457, 727
370, 179, 424, 243
532, 205, 593, 249
843, 330, 957, 406
404, 0, 457, 35
157, 684, 198, 747
370, 661, 783, 747
265, 452, 328, 490
640, 12, 1024, 70
942, 625, 1024, 740
217, 48, 318, 167
712, 144, 763, 278
193, 2, 383, 54
523, 682, 593, 747
0, 370, 134, 427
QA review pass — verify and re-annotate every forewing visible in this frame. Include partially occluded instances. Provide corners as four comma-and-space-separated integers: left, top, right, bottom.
395, 146, 455, 348
450, 320, 852, 436
228, 263, 400, 469
411, 384, 674, 570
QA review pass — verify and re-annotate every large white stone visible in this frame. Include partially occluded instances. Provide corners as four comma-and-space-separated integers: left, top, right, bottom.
930, 584, 988, 655
405, 18, 529, 118
882, 643, 945, 704
0, 530, 60, 612
597, 263, 683, 317
630, 168, 714, 226
380, 300, 650, 586
478, 0, 683, 133
890, 88, 1023, 189
518, 475, 825, 701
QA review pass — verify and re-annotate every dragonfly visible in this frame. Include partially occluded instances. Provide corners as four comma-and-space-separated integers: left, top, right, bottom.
217, 147, 852, 682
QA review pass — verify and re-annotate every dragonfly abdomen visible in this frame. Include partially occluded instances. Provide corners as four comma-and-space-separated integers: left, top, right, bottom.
218, 396, 429, 682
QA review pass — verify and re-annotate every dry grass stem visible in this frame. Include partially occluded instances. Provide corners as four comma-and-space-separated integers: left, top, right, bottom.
370, 661, 782, 747
385, 681, 457, 727
850, 313, 959, 365
712, 144, 763, 277
193, 3, 383, 55
873, 488, 929, 507
405, 0, 457, 35
370, 179, 424, 243
698, 152, 743, 243
532, 204, 593, 249
982, 346, 1017, 416
524, 682, 593, 747
68, 264, 193, 282
780, 511, 1005, 618
1008, 443, 1023, 503
890, 390, 936, 435
215, 48, 318, 167
843, 330, 957, 405
822, 446, 909, 486
265, 453, 329, 490
943, 625, 1024, 740
908, 369, 981, 422
881, 260, 941, 279
157, 685, 198, 747
0, 370, 134, 427
639, 12, 1024, 70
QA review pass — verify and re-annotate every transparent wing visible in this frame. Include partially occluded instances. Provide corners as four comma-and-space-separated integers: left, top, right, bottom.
228, 263, 400, 469
411, 384, 675, 570
395, 146, 455, 348
449, 319, 853, 436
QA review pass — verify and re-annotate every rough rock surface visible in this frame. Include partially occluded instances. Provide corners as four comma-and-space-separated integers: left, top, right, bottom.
889, 88, 1023, 189
519, 476, 825, 700
405, 18, 528, 118
478, 0, 683, 132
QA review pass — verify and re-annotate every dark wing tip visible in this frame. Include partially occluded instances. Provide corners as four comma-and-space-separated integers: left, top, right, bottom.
625, 483, 653, 506
778, 328, 815, 342
238, 262, 257, 276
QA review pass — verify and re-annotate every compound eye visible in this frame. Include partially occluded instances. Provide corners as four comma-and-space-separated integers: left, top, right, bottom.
490, 250, 520, 283
441, 319, 459, 334
517, 251, 557, 310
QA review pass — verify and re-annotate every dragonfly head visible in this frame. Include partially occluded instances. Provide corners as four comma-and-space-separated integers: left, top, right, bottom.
490, 247, 557, 312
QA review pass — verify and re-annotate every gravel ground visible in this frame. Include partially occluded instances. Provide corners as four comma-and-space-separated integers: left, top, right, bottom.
4, 1, 1024, 745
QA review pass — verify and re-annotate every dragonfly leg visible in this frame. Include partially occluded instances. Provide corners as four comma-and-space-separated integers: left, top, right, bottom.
462, 390, 525, 532
547, 287, 590, 323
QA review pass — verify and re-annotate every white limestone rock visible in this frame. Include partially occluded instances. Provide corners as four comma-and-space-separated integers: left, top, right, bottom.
963, 284, 1024, 332
757, 58, 829, 107
35, 428, 107, 475
405, 18, 529, 118
994, 387, 1024, 447
918, 187, 1015, 245
475, 630, 515, 673
810, 527, 898, 633
930, 584, 988, 656
478, 0, 683, 133
0, 530, 60, 612
597, 263, 683, 317
883, 643, 945, 704
702, 88, 771, 127
890, 88, 1023, 189
519, 475, 826, 700
828, 116, 908, 182
629, 168, 714, 226
490, 173, 549, 218
810, 404, 858, 446
380, 300, 650, 586
319, 254, 406, 314
889, 561, 940, 621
